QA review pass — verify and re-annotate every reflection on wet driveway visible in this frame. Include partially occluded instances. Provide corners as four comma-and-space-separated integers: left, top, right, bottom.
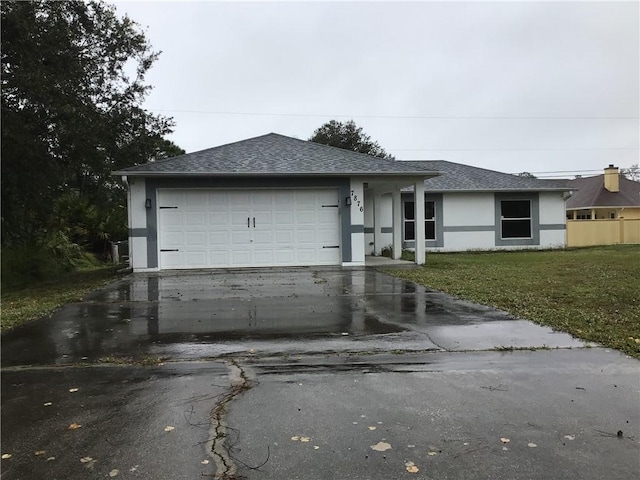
1, 268, 586, 366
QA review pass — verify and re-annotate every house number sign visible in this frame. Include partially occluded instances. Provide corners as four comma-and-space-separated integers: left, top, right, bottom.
350, 191, 364, 212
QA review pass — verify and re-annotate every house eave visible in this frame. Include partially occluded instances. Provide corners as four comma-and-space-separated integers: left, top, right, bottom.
401, 187, 570, 194
566, 205, 640, 210
111, 170, 441, 178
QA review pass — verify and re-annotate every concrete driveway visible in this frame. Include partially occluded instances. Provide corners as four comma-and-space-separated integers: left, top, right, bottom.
1, 268, 638, 479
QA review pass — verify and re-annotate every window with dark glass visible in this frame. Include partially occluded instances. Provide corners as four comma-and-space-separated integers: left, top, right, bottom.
501, 200, 531, 238
404, 201, 436, 241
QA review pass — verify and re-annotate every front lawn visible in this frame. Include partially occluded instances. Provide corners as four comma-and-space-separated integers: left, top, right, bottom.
1, 266, 125, 331
386, 246, 640, 358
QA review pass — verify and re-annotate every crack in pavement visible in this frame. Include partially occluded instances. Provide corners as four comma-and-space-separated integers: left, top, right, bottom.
207, 359, 252, 479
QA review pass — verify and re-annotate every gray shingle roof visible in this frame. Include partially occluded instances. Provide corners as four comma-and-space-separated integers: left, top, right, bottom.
113, 133, 571, 192
403, 160, 571, 192
113, 133, 439, 177
566, 174, 640, 208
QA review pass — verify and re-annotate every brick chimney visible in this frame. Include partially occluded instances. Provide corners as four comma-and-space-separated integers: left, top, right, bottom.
604, 164, 619, 192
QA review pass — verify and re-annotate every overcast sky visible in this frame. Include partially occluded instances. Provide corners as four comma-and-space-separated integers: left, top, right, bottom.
114, 0, 639, 178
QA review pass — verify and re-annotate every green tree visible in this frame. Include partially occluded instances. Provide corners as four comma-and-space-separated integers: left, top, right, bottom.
309, 120, 394, 159
1, 0, 183, 246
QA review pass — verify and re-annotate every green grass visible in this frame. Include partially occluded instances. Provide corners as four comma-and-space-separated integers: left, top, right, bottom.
1, 266, 125, 331
385, 246, 640, 358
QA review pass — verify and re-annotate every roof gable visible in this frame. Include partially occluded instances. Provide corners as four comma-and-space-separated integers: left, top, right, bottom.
114, 133, 438, 177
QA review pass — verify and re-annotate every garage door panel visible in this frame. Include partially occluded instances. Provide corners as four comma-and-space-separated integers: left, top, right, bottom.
185, 191, 208, 207
209, 211, 229, 226
231, 230, 251, 244
275, 230, 294, 243
185, 251, 207, 266
161, 232, 184, 248
209, 251, 230, 266
253, 231, 274, 245
209, 231, 230, 247
158, 188, 340, 269
208, 192, 229, 207
231, 250, 252, 265
186, 232, 207, 246
253, 249, 275, 264
161, 210, 183, 227
274, 211, 294, 225
161, 251, 184, 268
185, 212, 206, 226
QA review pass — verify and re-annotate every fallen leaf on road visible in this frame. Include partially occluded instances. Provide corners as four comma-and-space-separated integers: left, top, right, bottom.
69, 388, 79, 393
201, 459, 209, 465
353, 422, 358, 425
528, 443, 537, 448
427, 451, 438, 456
44, 402, 52, 406
314, 446, 320, 450
300, 437, 311, 442
47, 457, 56, 461
405, 461, 419, 473
164, 426, 175, 432
35, 451, 46, 456
371, 442, 392, 452
1, 454, 12, 459
502, 447, 509, 451
564, 435, 575, 440
80, 457, 93, 463
129, 465, 139, 472
500, 438, 510, 443
109, 469, 119, 477
368, 426, 376, 431
68, 423, 82, 430
291, 436, 299, 441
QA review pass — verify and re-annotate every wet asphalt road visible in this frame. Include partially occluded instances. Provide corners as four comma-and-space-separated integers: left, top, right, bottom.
1, 268, 638, 479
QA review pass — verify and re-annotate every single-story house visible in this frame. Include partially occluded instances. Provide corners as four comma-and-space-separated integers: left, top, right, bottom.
364, 161, 570, 254
564, 165, 640, 247
114, 133, 571, 272
114, 133, 439, 271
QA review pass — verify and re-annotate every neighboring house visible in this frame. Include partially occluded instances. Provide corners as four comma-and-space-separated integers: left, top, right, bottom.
364, 161, 570, 254
566, 165, 640, 220
565, 165, 640, 247
113, 133, 438, 271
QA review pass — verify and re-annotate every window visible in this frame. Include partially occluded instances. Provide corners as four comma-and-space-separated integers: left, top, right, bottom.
501, 200, 531, 238
404, 201, 436, 241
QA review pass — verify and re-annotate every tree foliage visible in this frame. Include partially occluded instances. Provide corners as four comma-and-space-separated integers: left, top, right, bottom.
621, 164, 639, 182
309, 120, 394, 159
1, 0, 184, 247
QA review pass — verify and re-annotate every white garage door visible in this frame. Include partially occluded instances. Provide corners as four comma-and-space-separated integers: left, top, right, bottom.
157, 189, 341, 269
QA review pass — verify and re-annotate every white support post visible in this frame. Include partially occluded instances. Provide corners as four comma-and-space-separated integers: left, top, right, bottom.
392, 189, 402, 259
373, 193, 383, 256
414, 181, 426, 265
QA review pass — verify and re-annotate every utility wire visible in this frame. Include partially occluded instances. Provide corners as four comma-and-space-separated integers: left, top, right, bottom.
149, 108, 638, 121
390, 147, 637, 152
